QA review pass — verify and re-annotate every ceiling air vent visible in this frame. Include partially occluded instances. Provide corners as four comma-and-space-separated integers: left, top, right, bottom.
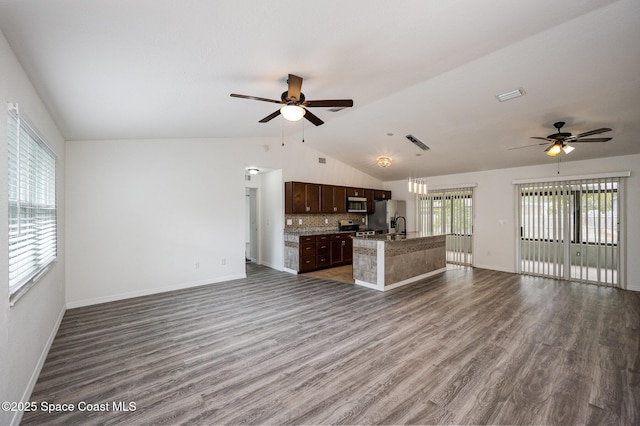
406, 134, 429, 151
497, 87, 525, 102
318, 157, 326, 164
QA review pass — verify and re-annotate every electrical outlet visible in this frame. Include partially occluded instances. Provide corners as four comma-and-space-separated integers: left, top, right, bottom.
286, 219, 292, 226
195, 261, 200, 270
298, 219, 303, 225
362, 217, 365, 222
220, 258, 226, 265
325, 219, 328, 224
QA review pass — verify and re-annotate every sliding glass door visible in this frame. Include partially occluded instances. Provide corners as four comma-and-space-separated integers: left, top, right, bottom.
517, 177, 622, 287
418, 187, 474, 266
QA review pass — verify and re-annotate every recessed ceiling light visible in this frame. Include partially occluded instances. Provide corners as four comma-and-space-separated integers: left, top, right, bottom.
497, 87, 526, 102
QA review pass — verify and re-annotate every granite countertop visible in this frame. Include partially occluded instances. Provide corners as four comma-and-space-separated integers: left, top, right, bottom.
352, 232, 444, 241
284, 228, 357, 236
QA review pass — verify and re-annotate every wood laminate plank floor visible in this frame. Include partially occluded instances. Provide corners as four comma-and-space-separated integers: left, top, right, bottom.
21, 264, 640, 425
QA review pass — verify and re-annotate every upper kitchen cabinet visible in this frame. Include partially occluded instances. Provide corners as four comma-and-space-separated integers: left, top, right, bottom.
321, 185, 347, 213
364, 189, 375, 214
285, 182, 322, 214
346, 187, 365, 198
374, 190, 392, 200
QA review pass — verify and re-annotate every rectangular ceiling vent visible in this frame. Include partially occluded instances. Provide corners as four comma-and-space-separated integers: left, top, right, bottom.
406, 134, 430, 151
318, 157, 326, 164
497, 87, 525, 102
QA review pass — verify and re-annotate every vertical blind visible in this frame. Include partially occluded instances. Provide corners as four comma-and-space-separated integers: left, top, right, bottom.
517, 177, 622, 287
7, 104, 57, 300
418, 187, 474, 266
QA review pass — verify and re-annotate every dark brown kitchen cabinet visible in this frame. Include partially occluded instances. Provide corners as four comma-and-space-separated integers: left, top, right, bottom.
346, 187, 365, 198
364, 189, 375, 213
374, 190, 392, 200
285, 181, 321, 214
321, 185, 347, 213
316, 235, 331, 268
330, 233, 354, 266
298, 235, 316, 272
297, 233, 354, 272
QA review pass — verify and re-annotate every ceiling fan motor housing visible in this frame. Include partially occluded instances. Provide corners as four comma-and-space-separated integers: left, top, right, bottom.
281, 91, 304, 105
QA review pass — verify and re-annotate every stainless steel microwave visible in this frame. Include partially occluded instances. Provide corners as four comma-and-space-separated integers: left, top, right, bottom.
347, 197, 367, 212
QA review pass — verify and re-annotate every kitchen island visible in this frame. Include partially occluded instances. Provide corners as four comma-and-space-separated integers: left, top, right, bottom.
352, 232, 446, 291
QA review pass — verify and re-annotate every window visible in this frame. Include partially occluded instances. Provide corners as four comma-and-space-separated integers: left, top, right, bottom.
418, 187, 474, 266
7, 104, 57, 303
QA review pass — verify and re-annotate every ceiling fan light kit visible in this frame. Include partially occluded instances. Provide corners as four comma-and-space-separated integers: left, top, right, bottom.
280, 105, 305, 121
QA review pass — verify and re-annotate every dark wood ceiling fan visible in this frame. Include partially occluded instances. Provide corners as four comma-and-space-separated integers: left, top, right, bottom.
230, 73, 353, 126
511, 121, 612, 156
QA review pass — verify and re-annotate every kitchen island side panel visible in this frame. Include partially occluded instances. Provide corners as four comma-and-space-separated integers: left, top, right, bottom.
352, 238, 379, 284
384, 236, 446, 286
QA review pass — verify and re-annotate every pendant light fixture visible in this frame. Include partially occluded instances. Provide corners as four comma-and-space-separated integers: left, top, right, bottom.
407, 177, 428, 195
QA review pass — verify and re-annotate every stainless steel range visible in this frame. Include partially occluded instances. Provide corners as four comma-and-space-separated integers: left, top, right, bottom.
338, 219, 359, 232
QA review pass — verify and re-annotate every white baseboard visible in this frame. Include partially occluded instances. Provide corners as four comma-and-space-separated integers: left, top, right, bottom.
66, 273, 247, 309
11, 303, 66, 426
259, 261, 283, 271
356, 267, 447, 292
472, 263, 514, 273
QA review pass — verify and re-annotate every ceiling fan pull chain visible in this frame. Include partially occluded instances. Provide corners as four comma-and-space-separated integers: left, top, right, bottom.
302, 117, 305, 143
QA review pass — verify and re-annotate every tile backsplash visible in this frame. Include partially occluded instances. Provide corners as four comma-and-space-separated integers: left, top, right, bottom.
285, 213, 366, 230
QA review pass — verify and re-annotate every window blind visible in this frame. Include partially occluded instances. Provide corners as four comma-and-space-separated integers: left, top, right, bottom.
418, 187, 474, 266
516, 177, 622, 287
7, 104, 57, 302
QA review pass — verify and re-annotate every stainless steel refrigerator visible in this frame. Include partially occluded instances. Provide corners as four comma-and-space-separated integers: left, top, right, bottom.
368, 200, 406, 234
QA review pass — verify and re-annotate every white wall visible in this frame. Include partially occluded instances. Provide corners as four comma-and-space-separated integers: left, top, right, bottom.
387, 154, 640, 291
259, 170, 284, 270
65, 138, 249, 307
65, 137, 382, 306
0, 30, 66, 426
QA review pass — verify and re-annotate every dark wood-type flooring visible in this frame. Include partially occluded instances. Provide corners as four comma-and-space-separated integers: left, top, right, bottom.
22, 264, 640, 425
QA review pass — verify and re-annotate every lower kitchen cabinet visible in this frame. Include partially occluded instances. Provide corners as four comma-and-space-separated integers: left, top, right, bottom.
330, 234, 353, 266
297, 232, 354, 272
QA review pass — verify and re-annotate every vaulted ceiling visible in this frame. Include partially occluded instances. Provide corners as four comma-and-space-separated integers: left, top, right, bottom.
1, 0, 639, 181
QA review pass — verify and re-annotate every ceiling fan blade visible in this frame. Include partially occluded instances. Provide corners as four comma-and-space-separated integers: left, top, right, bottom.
230, 93, 283, 104
287, 74, 303, 102
303, 109, 324, 126
530, 136, 551, 141
303, 99, 354, 108
575, 128, 612, 138
258, 109, 282, 123
509, 142, 549, 150
572, 137, 613, 143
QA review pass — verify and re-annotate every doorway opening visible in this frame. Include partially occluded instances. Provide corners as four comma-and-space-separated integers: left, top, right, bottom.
245, 187, 258, 263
